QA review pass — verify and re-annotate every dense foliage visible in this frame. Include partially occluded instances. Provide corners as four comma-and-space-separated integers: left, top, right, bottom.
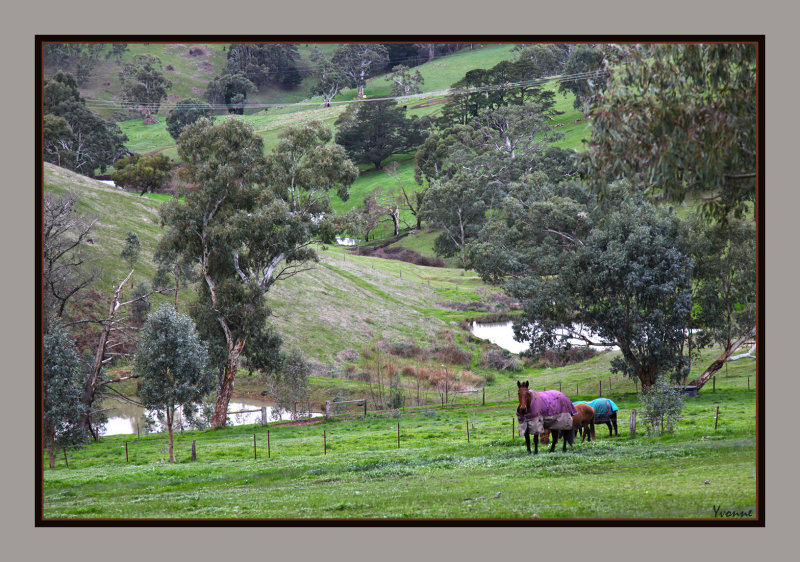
43, 71, 128, 174
583, 43, 757, 220
165, 98, 214, 141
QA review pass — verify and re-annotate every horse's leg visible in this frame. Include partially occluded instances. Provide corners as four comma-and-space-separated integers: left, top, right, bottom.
581, 423, 587, 443
533, 433, 538, 455
549, 431, 557, 453
524, 428, 531, 454
564, 430, 571, 452
607, 421, 612, 437
611, 412, 618, 436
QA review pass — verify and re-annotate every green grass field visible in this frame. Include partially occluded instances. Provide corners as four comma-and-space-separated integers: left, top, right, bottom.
42, 363, 758, 519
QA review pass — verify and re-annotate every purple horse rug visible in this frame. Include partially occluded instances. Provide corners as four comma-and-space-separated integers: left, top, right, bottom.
518, 390, 577, 436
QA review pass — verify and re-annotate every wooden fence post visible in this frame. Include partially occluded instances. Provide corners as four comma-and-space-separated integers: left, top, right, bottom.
125, 441, 128, 463
713, 376, 716, 393
63, 448, 68, 468
629, 409, 637, 436
398, 423, 400, 448
325, 400, 331, 420
324, 430, 327, 455
599, 380, 602, 397
559, 382, 562, 393
512, 418, 515, 439
364, 400, 367, 417
482, 387, 485, 406
261, 407, 267, 426
191, 439, 196, 461
267, 430, 271, 458
466, 420, 470, 443
714, 406, 720, 431
253, 434, 257, 460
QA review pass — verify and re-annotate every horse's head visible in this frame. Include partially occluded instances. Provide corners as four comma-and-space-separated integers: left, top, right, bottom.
517, 380, 531, 415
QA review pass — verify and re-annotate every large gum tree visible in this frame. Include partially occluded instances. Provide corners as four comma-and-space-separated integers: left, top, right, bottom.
159, 118, 357, 427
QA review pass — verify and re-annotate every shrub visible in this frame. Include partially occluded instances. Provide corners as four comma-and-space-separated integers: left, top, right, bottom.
480, 349, 523, 372
435, 344, 472, 366
401, 365, 418, 377
527, 347, 599, 368
639, 377, 685, 437
336, 348, 360, 362
390, 339, 424, 359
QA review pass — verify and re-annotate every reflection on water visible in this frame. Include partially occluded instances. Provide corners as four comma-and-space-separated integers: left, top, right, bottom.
335, 236, 361, 246
101, 397, 321, 436
470, 321, 617, 355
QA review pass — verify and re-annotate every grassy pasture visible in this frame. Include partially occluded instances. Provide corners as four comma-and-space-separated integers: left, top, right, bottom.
42, 372, 758, 519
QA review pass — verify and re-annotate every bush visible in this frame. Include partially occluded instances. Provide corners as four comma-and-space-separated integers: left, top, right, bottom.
336, 348, 360, 362
390, 339, 425, 359
638, 377, 685, 437
435, 344, 472, 366
525, 347, 599, 368
480, 349, 523, 371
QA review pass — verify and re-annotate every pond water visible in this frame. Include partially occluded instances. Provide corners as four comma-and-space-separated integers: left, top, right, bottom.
335, 236, 361, 246
470, 321, 618, 354
100, 397, 321, 436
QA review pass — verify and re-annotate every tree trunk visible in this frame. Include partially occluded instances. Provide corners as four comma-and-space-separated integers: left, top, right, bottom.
638, 369, 657, 393
166, 407, 175, 462
47, 428, 56, 469
78, 270, 134, 434
428, 44, 435, 62
358, 84, 365, 98
688, 329, 755, 390
212, 338, 245, 427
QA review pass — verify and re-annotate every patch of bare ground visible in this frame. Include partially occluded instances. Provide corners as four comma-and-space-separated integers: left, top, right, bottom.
191, 87, 205, 95
167, 44, 187, 50
191, 60, 215, 74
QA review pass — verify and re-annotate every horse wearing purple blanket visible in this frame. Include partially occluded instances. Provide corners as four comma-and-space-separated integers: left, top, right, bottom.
516, 381, 577, 454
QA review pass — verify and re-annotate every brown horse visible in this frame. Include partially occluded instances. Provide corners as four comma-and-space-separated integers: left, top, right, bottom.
517, 381, 576, 454
542, 403, 595, 446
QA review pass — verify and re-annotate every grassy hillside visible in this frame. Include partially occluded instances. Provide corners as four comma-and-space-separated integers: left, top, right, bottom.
43, 162, 493, 364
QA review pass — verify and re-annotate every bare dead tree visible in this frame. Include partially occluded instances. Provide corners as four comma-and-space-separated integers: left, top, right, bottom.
77, 269, 172, 434
43, 192, 98, 328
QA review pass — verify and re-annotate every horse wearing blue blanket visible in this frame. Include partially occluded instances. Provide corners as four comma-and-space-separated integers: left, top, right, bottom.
573, 398, 619, 437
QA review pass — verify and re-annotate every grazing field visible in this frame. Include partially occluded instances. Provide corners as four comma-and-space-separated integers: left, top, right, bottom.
42, 378, 757, 519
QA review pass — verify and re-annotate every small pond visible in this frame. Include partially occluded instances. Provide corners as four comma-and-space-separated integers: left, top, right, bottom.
100, 397, 321, 436
335, 236, 361, 246
470, 321, 618, 355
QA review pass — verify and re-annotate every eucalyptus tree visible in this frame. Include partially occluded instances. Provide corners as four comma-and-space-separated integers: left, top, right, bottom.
582, 43, 756, 221
385, 65, 424, 97
118, 54, 173, 119
557, 44, 608, 116
44, 321, 88, 468
135, 304, 215, 462
159, 118, 357, 426
311, 58, 348, 107
331, 44, 389, 99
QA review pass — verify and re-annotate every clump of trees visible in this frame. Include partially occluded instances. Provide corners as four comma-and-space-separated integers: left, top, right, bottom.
111, 154, 172, 195
43, 71, 128, 175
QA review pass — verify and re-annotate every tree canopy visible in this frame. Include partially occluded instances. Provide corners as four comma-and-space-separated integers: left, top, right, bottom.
335, 99, 430, 170
159, 118, 357, 426
135, 303, 215, 462
118, 54, 173, 118
111, 153, 172, 195
205, 72, 256, 114
43, 71, 128, 174
582, 43, 757, 220
166, 98, 214, 141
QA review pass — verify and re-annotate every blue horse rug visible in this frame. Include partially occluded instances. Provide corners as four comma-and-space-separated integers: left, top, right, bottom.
574, 398, 618, 423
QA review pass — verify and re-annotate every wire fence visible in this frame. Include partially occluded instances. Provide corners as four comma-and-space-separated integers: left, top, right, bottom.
45, 372, 751, 470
